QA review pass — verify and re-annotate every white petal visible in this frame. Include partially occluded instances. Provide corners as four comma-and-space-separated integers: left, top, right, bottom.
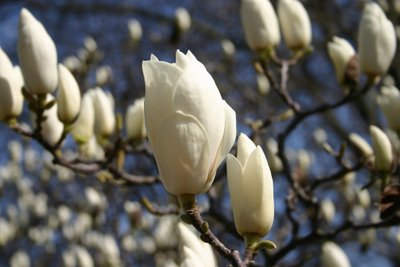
227, 154, 245, 235
176, 50, 191, 69
181, 246, 204, 267
153, 111, 211, 195
237, 133, 256, 166
142, 59, 183, 147
57, 64, 81, 124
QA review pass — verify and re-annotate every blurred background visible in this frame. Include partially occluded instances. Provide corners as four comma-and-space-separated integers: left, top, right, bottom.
1, 0, 400, 266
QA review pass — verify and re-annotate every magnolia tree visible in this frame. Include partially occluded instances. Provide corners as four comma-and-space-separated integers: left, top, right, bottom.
1, 0, 400, 266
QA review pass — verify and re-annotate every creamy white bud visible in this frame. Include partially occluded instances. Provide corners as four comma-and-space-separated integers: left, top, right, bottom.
142, 50, 236, 195
0, 49, 23, 121
321, 199, 336, 223
327, 37, 356, 84
358, 3, 396, 77
126, 97, 146, 140
57, 64, 81, 124
227, 133, 274, 236
127, 19, 142, 45
95, 65, 113, 86
377, 85, 400, 132
17, 8, 58, 94
321, 242, 351, 267
349, 133, 374, 158
10, 250, 30, 267
71, 92, 95, 144
278, 0, 312, 50
90, 88, 115, 138
38, 96, 64, 146
257, 73, 270, 95
357, 188, 371, 208
370, 125, 393, 171
84, 36, 97, 53
175, 8, 191, 34
63, 56, 81, 72
221, 39, 236, 60
240, 0, 280, 51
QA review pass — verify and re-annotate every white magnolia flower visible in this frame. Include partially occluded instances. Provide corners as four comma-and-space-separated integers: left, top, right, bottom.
278, 0, 312, 50
227, 133, 274, 237
240, 0, 280, 51
126, 98, 146, 140
142, 50, 236, 195
377, 85, 400, 132
358, 2, 396, 77
127, 19, 142, 45
90, 87, 115, 138
349, 133, 374, 158
178, 223, 217, 267
71, 92, 95, 144
175, 8, 191, 34
0, 49, 23, 121
321, 242, 351, 267
17, 8, 58, 94
57, 64, 81, 124
39, 96, 64, 146
327, 37, 356, 84
370, 125, 393, 172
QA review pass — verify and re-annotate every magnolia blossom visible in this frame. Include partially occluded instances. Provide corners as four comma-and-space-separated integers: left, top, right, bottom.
175, 7, 191, 34
240, 0, 280, 51
358, 3, 396, 77
321, 242, 351, 267
370, 125, 393, 172
377, 85, 400, 132
71, 92, 95, 144
126, 98, 146, 140
320, 199, 336, 223
348, 133, 373, 158
227, 133, 274, 237
127, 19, 142, 45
17, 8, 58, 94
178, 223, 217, 267
327, 37, 356, 84
142, 50, 236, 196
57, 64, 81, 124
40, 96, 64, 146
90, 88, 115, 138
0, 49, 23, 121
278, 0, 312, 50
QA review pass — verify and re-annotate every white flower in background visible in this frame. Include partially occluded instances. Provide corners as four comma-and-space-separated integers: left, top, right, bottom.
320, 199, 336, 223
72, 92, 95, 144
257, 73, 270, 95
227, 133, 274, 237
178, 222, 217, 267
0, 49, 23, 121
10, 250, 30, 267
370, 125, 393, 172
240, 0, 280, 51
95, 65, 113, 86
175, 7, 191, 34
17, 8, 58, 94
327, 37, 356, 84
78, 136, 105, 160
127, 19, 142, 45
142, 50, 236, 196
57, 64, 81, 124
321, 242, 351, 267
90, 87, 115, 138
221, 39, 236, 60
278, 0, 312, 50
126, 97, 146, 140
377, 85, 400, 132
358, 2, 396, 77
39, 96, 64, 146
348, 133, 374, 158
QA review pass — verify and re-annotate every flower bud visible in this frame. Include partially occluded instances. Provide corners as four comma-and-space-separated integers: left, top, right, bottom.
178, 223, 217, 267
56, 64, 81, 124
278, 0, 312, 51
0, 49, 23, 121
358, 3, 396, 77
71, 92, 94, 144
127, 19, 142, 45
349, 133, 374, 158
40, 96, 64, 146
327, 37, 356, 85
227, 133, 274, 237
17, 8, 58, 95
370, 125, 393, 172
240, 0, 280, 51
95, 65, 113, 86
320, 199, 335, 223
377, 85, 400, 132
126, 98, 146, 140
321, 242, 351, 267
90, 88, 115, 138
142, 50, 236, 196
175, 8, 191, 35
